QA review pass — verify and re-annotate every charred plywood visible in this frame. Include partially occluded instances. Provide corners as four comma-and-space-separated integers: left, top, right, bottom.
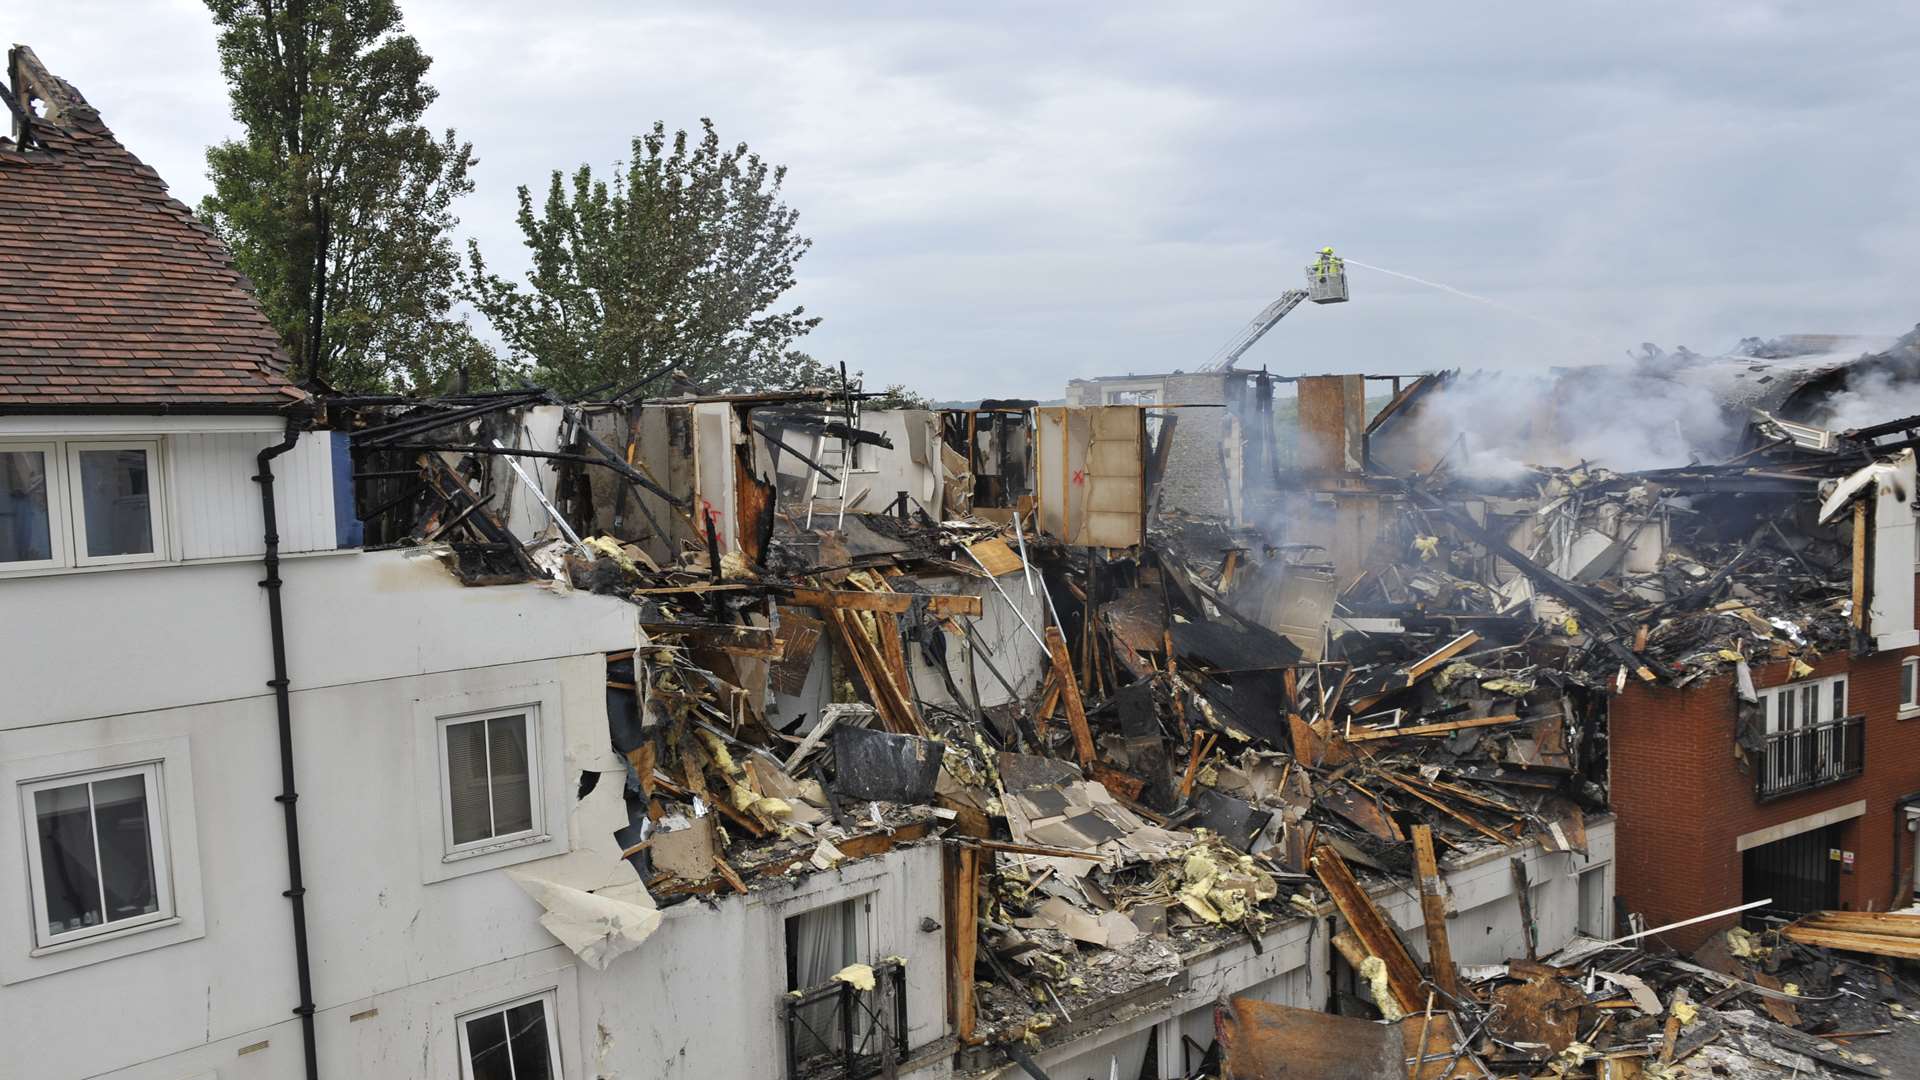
1035, 405, 1147, 548
1216, 995, 1405, 1080
628, 403, 701, 566
1297, 374, 1366, 473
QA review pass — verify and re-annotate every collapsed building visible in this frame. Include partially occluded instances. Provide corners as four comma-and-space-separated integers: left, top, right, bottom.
10, 39, 1920, 1080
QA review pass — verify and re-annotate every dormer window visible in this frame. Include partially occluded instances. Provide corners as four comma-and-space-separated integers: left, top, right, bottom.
0, 439, 168, 572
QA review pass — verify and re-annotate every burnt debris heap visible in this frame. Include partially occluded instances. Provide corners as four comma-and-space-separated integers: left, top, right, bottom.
321, 324, 1920, 1078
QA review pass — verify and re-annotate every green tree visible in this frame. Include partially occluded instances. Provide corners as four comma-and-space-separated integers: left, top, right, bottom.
865, 383, 934, 410
199, 0, 501, 392
466, 119, 821, 397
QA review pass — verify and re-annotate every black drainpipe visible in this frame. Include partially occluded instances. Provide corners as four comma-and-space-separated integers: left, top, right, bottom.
256, 419, 319, 1080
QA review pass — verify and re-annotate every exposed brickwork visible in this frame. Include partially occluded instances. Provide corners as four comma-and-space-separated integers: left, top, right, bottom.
0, 47, 302, 410
1612, 632, 1920, 951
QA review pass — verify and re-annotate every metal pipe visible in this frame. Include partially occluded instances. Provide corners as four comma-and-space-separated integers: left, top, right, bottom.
965, 545, 1048, 651
492, 438, 584, 550
351, 389, 548, 445
254, 419, 319, 1080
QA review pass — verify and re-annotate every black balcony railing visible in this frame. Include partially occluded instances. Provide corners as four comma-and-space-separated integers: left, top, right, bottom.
782, 959, 908, 1080
1756, 714, 1864, 800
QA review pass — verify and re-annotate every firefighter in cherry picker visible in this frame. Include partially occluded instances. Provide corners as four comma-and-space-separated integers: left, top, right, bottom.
1313, 246, 1343, 278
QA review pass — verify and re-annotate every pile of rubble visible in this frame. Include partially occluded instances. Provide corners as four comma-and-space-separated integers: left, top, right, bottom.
323, 374, 1920, 1076
1215, 901, 1920, 1079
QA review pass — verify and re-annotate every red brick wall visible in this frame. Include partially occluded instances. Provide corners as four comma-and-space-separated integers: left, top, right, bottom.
1611, 639, 1920, 951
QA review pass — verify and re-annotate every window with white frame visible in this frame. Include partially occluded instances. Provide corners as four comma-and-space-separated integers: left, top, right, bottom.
1761, 673, 1849, 733
457, 990, 561, 1080
1577, 864, 1610, 937
439, 708, 541, 855
1903, 658, 1919, 714
0, 438, 165, 571
21, 763, 172, 948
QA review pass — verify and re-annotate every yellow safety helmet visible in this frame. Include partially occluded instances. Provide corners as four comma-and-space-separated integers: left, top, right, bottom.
1319, 247, 1335, 255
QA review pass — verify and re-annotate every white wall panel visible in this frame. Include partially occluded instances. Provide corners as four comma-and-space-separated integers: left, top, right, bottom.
169, 430, 338, 559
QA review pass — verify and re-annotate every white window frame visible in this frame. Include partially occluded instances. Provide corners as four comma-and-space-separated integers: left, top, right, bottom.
1903, 657, 1920, 719
456, 989, 564, 1080
20, 762, 175, 949
437, 707, 545, 858
64, 439, 167, 567
412, 682, 569, 885
1576, 862, 1611, 938
1761, 673, 1849, 733
0, 735, 205, 985
0, 437, 173, 575
0, 440, 68, 571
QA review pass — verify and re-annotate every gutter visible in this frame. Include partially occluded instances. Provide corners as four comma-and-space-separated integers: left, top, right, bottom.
0, 399, 313, 417
255, 418, 320, 1080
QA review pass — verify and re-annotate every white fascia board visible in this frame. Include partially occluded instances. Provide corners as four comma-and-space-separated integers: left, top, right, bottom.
0, 415, 288, 436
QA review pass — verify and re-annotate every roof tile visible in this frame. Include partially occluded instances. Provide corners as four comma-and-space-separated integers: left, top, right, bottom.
0, 51, 305, 411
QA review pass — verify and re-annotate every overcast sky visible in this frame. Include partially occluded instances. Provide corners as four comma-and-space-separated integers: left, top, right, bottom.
14, 2, 1920, 399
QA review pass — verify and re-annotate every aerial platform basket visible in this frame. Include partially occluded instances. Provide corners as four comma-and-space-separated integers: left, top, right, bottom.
1306, 261, 1349, 304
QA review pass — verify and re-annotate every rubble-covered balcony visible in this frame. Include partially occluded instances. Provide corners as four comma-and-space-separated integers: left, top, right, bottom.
1755, 714, 1864, 800
783, 959, 909, 1080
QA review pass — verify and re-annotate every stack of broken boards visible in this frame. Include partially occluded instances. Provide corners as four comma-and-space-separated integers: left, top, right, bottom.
1211, 914, 1920, 1078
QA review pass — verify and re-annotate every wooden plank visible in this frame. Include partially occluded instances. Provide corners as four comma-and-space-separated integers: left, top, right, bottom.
825, 607, 924, 736
1403, 631, 1481, 683
967, 537, 1024, 577
1376, 771, 1510, 845
788, 588, 983, 616
1216, 996, 1406, 1080
972, 838, 1105, 861
712, 855, 748, 894
1044, 624, 1096, 766
1781, 925, 1920, 960
1311, 844, 1426, 1014
1346, 714, 1522, 742
1797, 911, 1920, 938
1852, 501, 1869, 631
949, 844, 982, 1044
1411, 825, 1461, 1002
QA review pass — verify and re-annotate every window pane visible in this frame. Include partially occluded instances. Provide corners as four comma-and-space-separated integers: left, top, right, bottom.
92, 774, 158, 924
504, 1000, 554, 1080
1833, 680, 1847, 720
34, 782, 103, 934
487, 715, 534, 837
446, 720, 493, 845
1905, 663, 1917, 707
463, 1010, 514, 1080
77, 448, 153, 557
0, 449, 54, 563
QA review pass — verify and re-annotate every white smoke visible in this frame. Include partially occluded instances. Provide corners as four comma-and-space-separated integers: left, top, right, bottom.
1388, 363, 1738, 480
1803, 367, 1920, 433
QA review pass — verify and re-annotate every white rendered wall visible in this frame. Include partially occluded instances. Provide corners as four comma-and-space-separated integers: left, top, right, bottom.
0, 544, 639, 1079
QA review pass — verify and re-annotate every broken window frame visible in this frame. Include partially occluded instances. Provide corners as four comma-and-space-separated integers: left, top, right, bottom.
780, 957, 908, 1080
20, 761, 174, 950
455, 988, 563, 1080
436, 706, 546, 861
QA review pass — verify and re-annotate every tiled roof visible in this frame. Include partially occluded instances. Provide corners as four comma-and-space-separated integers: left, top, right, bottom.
0, 45, 305, 412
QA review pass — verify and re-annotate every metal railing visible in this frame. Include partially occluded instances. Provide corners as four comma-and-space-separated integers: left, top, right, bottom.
1757, 714, 1864, 800
782, 959, 908, 1080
